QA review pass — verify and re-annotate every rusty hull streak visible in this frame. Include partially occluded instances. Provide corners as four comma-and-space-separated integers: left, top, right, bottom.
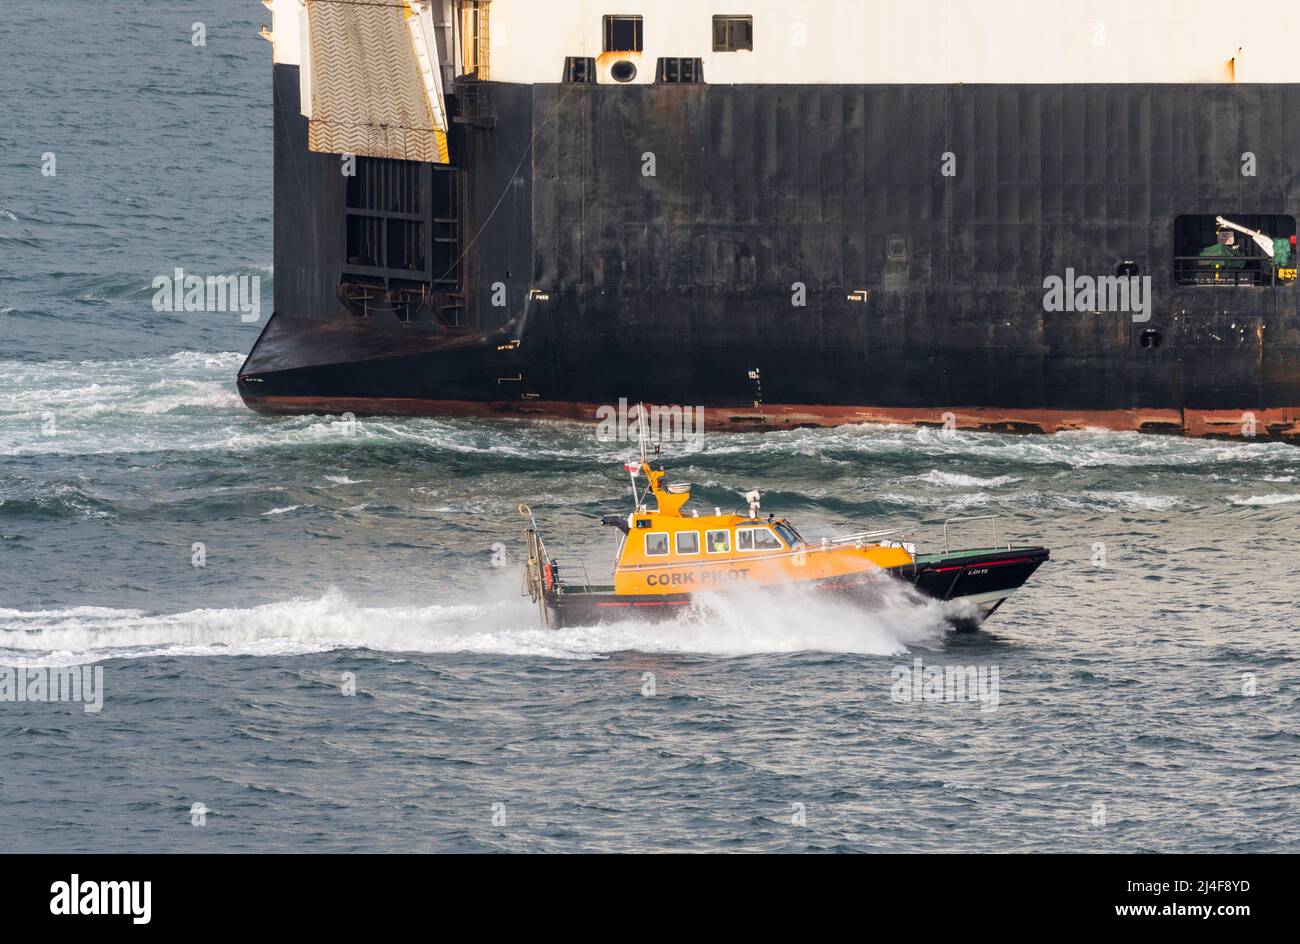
239, 395, 1300, 443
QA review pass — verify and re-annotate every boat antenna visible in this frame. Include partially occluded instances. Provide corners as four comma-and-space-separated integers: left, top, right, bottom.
636, 401, 649, 464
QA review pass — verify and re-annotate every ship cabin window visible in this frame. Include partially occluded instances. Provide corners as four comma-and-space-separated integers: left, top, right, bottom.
1174, 214, 1296, 287
737, 526, 783, 552
645, 532, 669, 556
563, 57, 596, 84
705, 529, 730, 554
656, 58, 704, 84
603, 15, 643, 52
676, 531, 700, 555
713, 15, 753, 51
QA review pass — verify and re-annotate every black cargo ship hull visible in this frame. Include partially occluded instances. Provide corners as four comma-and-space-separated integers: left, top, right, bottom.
240, 65, 1300, 441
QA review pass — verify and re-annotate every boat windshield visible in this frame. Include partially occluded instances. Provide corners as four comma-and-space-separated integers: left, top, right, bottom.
773, 521, 802, 548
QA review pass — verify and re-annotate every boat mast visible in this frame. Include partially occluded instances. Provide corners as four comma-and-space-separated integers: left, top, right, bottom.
627, 402, 650, 512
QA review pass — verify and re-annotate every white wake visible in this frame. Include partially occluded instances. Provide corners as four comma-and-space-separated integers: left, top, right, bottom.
0, 581, 949, 667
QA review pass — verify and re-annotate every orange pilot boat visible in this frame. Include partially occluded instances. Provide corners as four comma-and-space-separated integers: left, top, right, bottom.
521, 452, 1050, 631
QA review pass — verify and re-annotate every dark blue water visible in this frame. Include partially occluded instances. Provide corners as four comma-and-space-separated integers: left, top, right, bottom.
2, 2, 1298, 852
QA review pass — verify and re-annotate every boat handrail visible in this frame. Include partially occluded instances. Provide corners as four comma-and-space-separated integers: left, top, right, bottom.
825, 528, 907, 546
943, 515, 1008, 553
519, 503, 550, 560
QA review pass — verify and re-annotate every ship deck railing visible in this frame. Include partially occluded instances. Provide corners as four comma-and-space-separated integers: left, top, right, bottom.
824, 528, 910, 547
1173, 256, 1292, 287
942, 515, 1010, 554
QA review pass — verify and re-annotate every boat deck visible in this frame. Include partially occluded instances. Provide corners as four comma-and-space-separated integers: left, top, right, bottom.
912, 546, 1035, 565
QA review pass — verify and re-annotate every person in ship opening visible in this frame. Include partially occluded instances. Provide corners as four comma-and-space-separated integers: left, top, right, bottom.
709, 532, 728, 553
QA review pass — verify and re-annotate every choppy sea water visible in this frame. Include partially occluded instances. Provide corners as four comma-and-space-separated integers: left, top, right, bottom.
2, 3, 1298, 853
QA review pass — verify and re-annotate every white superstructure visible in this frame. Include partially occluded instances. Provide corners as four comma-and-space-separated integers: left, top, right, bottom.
265, 0, 1296, 85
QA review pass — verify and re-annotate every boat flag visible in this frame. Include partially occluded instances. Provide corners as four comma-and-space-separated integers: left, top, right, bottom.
623, 462, 639, 474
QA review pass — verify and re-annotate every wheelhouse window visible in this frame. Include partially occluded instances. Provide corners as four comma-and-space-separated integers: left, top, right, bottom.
676, 531, 700, 555
705, 529, 730, 554
1174, 214, 1296, 287
737, 527, 783, 551
604, 15, 643, 52
713, 15, 753, 51
645, 532, 669, 556
772, 522, 802, 548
